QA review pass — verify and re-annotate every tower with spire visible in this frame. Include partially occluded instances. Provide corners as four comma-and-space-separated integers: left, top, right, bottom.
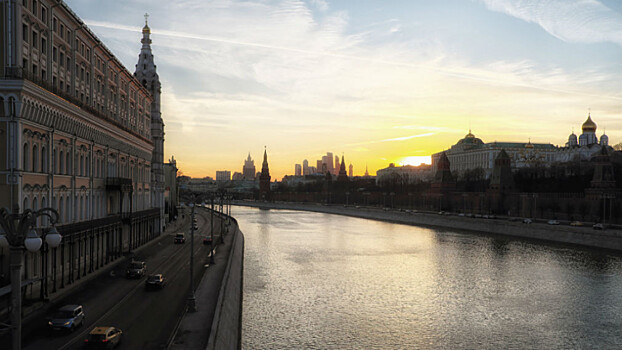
135, 14, 165, 231
337, 154, 349, 182
259, 147, 271, 199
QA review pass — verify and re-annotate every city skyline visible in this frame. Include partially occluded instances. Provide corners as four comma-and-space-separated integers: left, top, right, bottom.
65, 0, 621, 180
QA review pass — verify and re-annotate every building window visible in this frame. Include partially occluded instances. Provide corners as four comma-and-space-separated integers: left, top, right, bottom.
23, 24, 28, 43
60, 24, 64, 39
32, 31, 37, 49
41, 69, 46, 81
66, 152, 71, 175
41, 146, 47, 173
53, 17, 57, 32
41, 37, 46, 52
59, 150, 64, 174
23, 142, 30, 171
41, 6, 47, 22
53, 46, 57, 62
32, 144, 38, 172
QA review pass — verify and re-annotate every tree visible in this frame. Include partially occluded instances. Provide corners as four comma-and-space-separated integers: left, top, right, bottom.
613, 142, 622, 151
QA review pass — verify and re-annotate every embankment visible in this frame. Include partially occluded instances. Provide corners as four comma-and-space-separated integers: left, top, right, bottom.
234, 201, 622, 252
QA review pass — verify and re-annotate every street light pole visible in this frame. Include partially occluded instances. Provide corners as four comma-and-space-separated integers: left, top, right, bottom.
188, 202, 196, 312
0, 207, 62, 350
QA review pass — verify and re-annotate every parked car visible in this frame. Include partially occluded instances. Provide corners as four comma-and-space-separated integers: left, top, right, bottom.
570, 221, 583, 226
193, 223, 199, 231
48, 304, 85, 332
203, 236, 213, 245
145, 274, 165, 290
174, 233, 186, 244
522, 218, 532, 224
126, 261, 146, 278
84, 326, 122, 348
547, 220, 560, 225
593, 223, 605, 230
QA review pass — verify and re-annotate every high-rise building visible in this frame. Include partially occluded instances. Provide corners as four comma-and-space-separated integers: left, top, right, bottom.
327, 152, 334, 173
295, 164, 302, 176
317, 160, 323, 173
349, 163, 353, 177
216, 170, 231, 182
243, 153, 255, 180
302, 159, 309, 175
0, 3, 164, 297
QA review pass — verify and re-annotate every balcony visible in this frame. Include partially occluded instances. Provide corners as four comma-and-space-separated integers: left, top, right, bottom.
106, 177, 133, 191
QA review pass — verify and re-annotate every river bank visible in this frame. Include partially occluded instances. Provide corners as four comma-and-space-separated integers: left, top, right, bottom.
233, 201, 622, 252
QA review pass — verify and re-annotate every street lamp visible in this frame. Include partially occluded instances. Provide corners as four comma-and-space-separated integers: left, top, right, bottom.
0, 207, 61, 350
187, 202, 196, 312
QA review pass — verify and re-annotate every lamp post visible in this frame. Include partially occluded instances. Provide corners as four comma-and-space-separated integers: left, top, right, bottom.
209, 196, 215, 265
0, 206, 62, 350
187, 202, 196, 312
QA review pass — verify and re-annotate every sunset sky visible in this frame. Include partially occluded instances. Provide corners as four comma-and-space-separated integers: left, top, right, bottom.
66, 0, 622, 179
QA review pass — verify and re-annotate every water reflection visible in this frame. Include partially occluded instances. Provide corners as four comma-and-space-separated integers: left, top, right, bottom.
237, 206, 622, 349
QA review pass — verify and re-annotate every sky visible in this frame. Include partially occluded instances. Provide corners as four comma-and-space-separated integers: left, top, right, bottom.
65, 0, 622, 179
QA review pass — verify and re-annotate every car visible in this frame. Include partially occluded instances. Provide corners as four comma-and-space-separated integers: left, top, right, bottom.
145, 274, 165, 290
203, 236, 213, 245
458, 213, 465, 217
570, 221, 583, 226
522, 218, 532, 224
593, 223, 605, 230
126, 261, 146, 278
193, 223, 199, 231
84, 326, 122, 348
48, 304, 85, 332
547, 220, 560, 225
438, 211, 445, 215
174, 233, 186, 244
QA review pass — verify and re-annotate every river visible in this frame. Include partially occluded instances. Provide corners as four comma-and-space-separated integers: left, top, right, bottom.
236, 206, 622, 349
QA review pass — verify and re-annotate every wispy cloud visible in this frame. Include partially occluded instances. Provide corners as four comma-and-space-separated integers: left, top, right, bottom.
480, 0, 622, 46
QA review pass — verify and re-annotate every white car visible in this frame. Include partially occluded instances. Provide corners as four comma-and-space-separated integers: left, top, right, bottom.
547, 220, 560, 225
522, 218, 532, 224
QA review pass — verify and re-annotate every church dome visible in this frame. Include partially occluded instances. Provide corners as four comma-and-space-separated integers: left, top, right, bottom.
457, 130, 484, 145
600, 133, 609, 146
582, 114, 597, 133
567, 132, 577, 147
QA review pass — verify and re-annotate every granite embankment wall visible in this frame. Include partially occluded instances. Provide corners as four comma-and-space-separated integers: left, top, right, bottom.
206, 221, 244, 350
235, 201, 622, 252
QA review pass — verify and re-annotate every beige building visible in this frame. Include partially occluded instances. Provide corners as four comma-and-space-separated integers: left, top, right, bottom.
0, 1, 164, 299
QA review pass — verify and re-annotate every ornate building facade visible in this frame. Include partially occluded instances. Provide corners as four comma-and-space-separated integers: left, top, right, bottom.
0, 1, 164, 300
431, 115, 612, 178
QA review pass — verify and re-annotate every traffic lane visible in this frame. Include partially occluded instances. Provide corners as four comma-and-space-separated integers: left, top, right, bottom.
22, 226, 193, 349
65, 224, 211, 349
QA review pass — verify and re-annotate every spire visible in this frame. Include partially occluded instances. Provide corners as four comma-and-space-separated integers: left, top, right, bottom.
261, 146, 269, 175
135, 14, 160, 98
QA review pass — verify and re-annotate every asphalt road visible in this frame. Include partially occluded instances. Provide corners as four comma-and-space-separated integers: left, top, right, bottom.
19, 208, 219, 350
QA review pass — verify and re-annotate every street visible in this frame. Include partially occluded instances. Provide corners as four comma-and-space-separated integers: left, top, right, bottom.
18, 207, 219, 350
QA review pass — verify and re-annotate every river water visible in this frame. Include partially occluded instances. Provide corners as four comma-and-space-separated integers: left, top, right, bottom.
236, 206, 622, 349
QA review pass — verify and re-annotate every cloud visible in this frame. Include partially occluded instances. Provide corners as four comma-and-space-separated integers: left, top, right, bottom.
480, 0, 622, 46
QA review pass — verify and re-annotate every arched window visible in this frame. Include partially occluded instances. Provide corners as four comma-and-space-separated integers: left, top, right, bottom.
53, 149, 57, 174
23, 142, 30, 171
42, 197, 47, 225
79, 196, 84, 220
66, 195, 71, 222
66, 152, 71, 175
32, 144, 38, 172
59, 150, 64, 174
41, 146, 47, 173
59, 196, 64, 223
80, 155, 84, 176
85, 155, 90, 177
23, 197, 30, 213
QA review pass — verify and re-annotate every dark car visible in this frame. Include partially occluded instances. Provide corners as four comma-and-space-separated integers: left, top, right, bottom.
174, 233, 186, 244
145, 274, 165, 290
84, 326, 122, 348
126, 261, 146, 278
203, 236, 212, 245
48, 304, 85, 332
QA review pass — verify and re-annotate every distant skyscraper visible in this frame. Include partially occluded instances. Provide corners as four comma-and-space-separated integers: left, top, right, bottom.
303, 159, 309, 175
322, 156, 329, 173
316, 160, 323, 173
349, 163, 353, 177
243, 153, 256, 180
334, 155, 340, 175
295, 164, 302, 176
327, 152, 334, 173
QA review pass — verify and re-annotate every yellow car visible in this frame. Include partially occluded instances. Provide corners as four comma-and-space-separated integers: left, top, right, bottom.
84, 326, 122, 348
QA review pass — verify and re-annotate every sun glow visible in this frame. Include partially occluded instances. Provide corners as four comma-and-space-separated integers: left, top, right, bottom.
399, 156, 432, 166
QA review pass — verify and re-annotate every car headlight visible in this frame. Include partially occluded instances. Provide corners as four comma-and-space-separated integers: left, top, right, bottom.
64, 321, 71, 326
48, 321, 53, 326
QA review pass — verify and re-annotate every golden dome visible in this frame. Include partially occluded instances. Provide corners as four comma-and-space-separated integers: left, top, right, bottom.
582, 114, 596, 133
465, 129, 475, 138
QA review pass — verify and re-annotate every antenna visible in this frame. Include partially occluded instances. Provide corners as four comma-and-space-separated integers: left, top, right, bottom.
144, 13, 149, 25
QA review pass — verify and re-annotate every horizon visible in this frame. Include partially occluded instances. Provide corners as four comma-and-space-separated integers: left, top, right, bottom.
65, 0, 622, 180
